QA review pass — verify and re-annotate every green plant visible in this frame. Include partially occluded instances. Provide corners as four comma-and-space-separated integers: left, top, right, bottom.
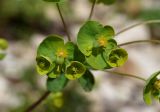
22, 0, 160, 111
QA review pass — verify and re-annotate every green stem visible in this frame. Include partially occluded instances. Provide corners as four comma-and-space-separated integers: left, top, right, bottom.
105, 70, 146, 82
118, 39, 160, 46
88, 0, 97, 20
115, 20, 160, 36
25, 91, 51, 112
56, 3, 71, 41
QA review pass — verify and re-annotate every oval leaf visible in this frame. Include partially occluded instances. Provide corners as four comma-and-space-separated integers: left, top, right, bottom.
37, 35, 64, 62
47, 74, 68, 92
78, 70, 95, 92
77, 21, 115, 56
86, 53, 108, 70
65, 61, 86, 80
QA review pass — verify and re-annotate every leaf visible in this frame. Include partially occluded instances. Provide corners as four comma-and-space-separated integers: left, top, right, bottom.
106, 48, 128, 67
65, 61, 86, 80
77, 21, 104, 56
47, 74, 68, 92
86, 53, 108, 70
37, 35, 64, 62
73, 45, 85, 63
65, 42, 75, 61
0, 38, 8, 50
143, 71, 160, 105
77, 21, 115, 56
104, 25, 115, 37
36, 55, 55, 75
78, 70, 95, 92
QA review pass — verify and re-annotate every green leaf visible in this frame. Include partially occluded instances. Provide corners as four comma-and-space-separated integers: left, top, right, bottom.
104, 25, 115, 37
78, 70, 95, 92
0, 38, 8, 50
77, 21, 103, 56
143, 71, 160, 105
65, 61, 86, 80
36, 55, 55, 75
73, 45, 85, 63
65, 42, 75, 61
37, 35, 64, 62
77, 21, 115, 56
106, 48, 128, 67
47, 74, 68, 92
86, 53, 108, 70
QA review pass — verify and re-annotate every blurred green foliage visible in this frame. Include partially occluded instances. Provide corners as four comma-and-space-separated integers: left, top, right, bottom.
0, 0, 51, 41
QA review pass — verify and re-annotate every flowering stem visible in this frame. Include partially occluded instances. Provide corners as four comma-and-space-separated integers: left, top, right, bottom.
56, 3, 71, 41
25, 91, 51, 112
88, 0, 97, 20
118, 39, 160, 46
115, 19, 160, 36
105, 70, 146, 82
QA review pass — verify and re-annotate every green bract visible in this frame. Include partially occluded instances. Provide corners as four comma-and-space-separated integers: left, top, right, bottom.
47, 74, 68, 92
36, 55, 55, 75
77, 21, 128, 70
65, 61, 86, 80
106, 48, 128, 67
143, 71, 160, 105
78, 70, 95, 92
36, 35, 75, 77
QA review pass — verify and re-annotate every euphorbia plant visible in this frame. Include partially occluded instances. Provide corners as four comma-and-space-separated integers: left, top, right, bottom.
25, 0, 160, 111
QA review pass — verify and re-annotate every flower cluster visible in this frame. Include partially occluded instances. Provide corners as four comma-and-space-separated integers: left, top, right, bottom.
36, 21, 128, 92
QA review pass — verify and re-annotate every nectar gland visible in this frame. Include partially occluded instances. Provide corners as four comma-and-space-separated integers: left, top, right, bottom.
97, 37, 108, 47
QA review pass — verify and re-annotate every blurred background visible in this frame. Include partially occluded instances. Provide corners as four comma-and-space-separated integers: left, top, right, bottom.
0, 0, 160, 112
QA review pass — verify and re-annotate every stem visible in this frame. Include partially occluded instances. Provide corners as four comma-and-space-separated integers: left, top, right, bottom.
105, 70, 146, 82
56, 3, 71, 41
88, 0, 96, 20
25, 91, 51, 112
115, 20, 160, 36
118, 39, 160, 46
